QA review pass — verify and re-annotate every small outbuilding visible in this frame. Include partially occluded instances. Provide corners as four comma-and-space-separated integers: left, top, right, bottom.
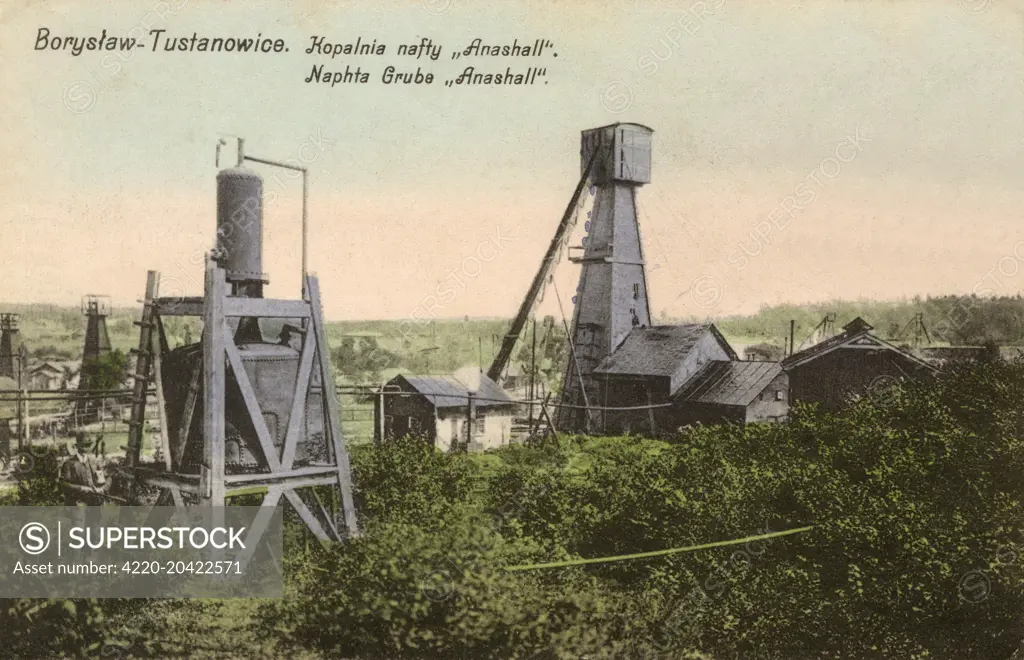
671, 360, 789, 427
592, 324, 738, 435
377, 373, 516, 451
28, 362, 64, 390
782, 317, 936, 411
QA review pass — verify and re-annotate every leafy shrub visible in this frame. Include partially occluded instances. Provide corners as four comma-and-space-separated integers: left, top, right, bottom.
349, 435, 477, 530
12, 362, 1024, 659
273, 514, 699, 660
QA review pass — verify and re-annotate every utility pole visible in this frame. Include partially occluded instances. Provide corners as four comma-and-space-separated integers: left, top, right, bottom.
376, 384, 385, 444
21, 370, 28, 447
528, 317, 537, 428
466, 391, 475, 452
15, 354, 23, 451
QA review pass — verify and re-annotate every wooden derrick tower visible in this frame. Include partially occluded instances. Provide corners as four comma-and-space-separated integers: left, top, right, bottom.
120, 140, 358, 544
77, 295, 113, 422
0, 313, 23, 379
556, 123, 654, 432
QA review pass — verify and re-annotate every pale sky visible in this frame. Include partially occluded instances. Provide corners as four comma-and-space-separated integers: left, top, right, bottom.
2, 0, 1024, 321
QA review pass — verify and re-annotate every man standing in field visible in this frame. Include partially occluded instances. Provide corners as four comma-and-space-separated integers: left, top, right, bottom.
59, 432, 107, 505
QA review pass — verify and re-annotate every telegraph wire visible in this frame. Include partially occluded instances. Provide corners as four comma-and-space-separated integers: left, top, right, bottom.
1, 386, 670, 412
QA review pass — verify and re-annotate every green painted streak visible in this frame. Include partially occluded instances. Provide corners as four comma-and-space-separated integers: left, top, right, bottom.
226, 485, 269, 499
503, 525, 815, 572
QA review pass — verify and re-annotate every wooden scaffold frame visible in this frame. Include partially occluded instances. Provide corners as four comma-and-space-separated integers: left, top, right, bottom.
122, 262, 359, 545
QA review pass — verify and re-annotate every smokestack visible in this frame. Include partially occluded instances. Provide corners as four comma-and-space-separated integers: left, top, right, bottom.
789, 320, 796, 357
216, 166, 266, 298
216, 164, 266, 342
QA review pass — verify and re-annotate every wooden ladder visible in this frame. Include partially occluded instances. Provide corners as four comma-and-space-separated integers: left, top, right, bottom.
126, 272, 160, 470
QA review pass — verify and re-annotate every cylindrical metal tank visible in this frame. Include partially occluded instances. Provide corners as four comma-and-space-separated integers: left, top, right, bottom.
216, 166, 267, 285
161, 342, 330, 473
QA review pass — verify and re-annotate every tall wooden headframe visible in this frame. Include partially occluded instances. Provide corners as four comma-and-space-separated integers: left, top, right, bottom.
557, 123, 654, 433
124, 264, 359, 542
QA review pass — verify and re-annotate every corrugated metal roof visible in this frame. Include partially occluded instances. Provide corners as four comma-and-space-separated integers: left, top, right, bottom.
594, 324, 728, 376
395, 374, 514, 410
675, 360, 783, 407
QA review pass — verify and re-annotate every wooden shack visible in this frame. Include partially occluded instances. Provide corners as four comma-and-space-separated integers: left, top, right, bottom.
592, 324, 739, 434
378, 373, 516, 451
782, 317, 936, 411
671, 360, 789, 427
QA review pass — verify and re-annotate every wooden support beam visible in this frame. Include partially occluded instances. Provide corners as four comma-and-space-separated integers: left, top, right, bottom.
156, 315, 171, 355
285, 489, 331, 542
138, 474, 201, 495
281, 323, 316, 470
307, 275, 359, 538
154, 486, 187, 508
201, 265, 227, 505
223, 329, 282, 472
223, 465, 337, 484
223, 297, 311, 319
169, 486, 185, 509
151, 317, 172, 472
311, 486, 340, 540
175, 360, 202, 471
155, 297, 205, 316
233, 486, 283, 570
236, 475, 337, 490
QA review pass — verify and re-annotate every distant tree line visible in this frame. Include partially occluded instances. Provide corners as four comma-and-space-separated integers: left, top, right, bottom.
708, 295, 1024, 347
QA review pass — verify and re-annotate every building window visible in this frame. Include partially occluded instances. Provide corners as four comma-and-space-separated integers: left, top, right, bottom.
633, 283, 640, 300
775, 390, 784, 401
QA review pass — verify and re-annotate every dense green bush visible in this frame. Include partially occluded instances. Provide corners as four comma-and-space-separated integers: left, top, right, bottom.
272, 363, 1024, 659
5, 362, 1024, 658
277, 516, 658, 659
348, 436, 478, 530
79, 349, 128, 391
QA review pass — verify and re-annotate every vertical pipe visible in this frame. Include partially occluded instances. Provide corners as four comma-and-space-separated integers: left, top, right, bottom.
466, 391, 474, 451
646, 386, 657, 437
377, 385, 385, 444
789, 320, 796, 357
302, 169, 309, 299
15, 356, 22, 451
22, 385, 28, 445
528, 318, 537, 428
603, 372, 610, 435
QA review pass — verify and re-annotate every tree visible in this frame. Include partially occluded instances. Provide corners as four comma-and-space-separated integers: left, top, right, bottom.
78, 350, 127, 391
